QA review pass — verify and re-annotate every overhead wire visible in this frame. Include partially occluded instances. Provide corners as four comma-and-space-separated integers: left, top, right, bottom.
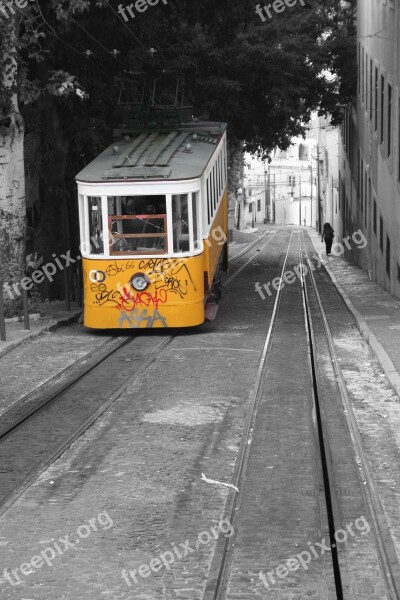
67, 13, 137, 72
22, 0, 160, 73
106, 1, 164, 69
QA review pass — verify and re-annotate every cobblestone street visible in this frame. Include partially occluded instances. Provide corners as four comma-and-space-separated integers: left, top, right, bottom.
1, 227, 400, 599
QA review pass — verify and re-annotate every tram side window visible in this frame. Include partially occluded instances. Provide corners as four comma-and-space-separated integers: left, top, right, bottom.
207, 178, 211, 224
172, 194, 189, 252
218, 154, 221, 196
88, 197, 104, 254
192, 192, 201, 251
107, 195, 167, 255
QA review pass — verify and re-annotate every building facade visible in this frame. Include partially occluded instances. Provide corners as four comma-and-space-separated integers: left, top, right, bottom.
339, 0, 399, 296
242, 153, 267, 228
267, 133, 317, 227
242, 129, 318, 228
318, 116, 340, 234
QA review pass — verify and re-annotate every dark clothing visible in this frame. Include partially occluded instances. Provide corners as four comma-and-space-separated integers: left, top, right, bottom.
325, 238, 333, 254
322, 226, 334, 255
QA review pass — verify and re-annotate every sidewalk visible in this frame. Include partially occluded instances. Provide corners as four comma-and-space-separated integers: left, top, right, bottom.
0, 302, 83, 359
309, 228, 400, 396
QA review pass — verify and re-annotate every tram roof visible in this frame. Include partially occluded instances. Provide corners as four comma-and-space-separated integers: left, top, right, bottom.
75, 122, 227, 184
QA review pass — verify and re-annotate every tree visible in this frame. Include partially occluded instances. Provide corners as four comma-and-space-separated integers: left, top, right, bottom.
0, 13, 26, 291
0, 0, 356, 300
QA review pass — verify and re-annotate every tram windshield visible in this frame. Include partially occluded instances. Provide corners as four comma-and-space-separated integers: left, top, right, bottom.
82, 193, 201, 256
108, 195, 167, 255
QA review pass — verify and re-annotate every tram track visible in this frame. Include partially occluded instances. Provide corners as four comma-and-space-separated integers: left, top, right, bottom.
205, 229, 399, 599
301, 234, 400, 599
204, 231, 294, 600
0, 333, 173, 517
299, 242, 345, 598
229, 229, 274, 264
0, 232, 274, 519
223, 230, 277, 287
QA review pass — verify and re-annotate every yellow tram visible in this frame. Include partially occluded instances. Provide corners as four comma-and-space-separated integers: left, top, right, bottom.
75, 122, 229, 329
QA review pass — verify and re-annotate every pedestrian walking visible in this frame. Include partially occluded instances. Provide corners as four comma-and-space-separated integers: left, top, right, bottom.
322, 222, 334, 255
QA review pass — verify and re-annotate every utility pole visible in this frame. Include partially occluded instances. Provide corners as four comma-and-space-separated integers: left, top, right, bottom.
317, 145, 321, 232
264, 161, 269, 222
236, 187, 243, 230
309, 163, 313, 227
316, 118, 322, 233
299, 175, 302, 226
273, 173, 276, 223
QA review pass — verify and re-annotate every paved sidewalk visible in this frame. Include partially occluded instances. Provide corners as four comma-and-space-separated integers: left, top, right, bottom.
0, 302, 83, 360
309, 228, 400, 396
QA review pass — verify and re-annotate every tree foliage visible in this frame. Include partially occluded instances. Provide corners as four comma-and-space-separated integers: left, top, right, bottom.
1, 0, 357, 158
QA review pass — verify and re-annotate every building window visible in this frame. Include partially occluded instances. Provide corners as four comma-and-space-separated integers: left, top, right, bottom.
365, 54, 368, 113
299, 144, 308, 160
288, 175, 296, 186
370, 60, 373, 120
361, 47, 364, 102
380, 75, 385, 145
375, 67, 378, 131
386, 236, 391, 277
399, 97, 400, 180
248, 203, 252, 214
387, 83, 392, 157
257, 199, 261, 212
373, 198, 377, 234
380, 216, 383, 251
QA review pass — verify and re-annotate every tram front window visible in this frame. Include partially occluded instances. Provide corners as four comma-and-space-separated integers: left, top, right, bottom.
88, 197, 104, 254
172, 194, 189, 252
108, 195, 167, 255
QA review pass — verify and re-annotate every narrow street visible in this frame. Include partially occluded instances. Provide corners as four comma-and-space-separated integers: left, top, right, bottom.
1, 227, 400, 599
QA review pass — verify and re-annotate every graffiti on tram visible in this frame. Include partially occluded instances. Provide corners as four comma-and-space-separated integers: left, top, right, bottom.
90, 282, 168, 312
138, 258, 196, 299
118, 309, 167, 329
84, 258, 197, 328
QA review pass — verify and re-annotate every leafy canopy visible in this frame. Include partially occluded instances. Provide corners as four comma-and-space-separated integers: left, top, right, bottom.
0, 0, 356, 158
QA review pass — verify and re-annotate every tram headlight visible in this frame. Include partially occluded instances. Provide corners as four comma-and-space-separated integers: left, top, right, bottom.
130, 272, 150, 292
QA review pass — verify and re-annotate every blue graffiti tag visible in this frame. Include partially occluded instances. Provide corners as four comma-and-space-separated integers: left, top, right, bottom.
118, 308, 167, 328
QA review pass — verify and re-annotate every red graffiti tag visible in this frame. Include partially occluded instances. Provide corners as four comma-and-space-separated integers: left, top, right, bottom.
117, 287, 168, 312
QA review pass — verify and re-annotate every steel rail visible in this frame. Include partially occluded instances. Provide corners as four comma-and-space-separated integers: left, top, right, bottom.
0, 336, 132, 441
204, 230, 294, 600
0, 335, 174, 517
229, 229, 273, 264
223, 231, 277, 287
298, 242, 346, 599
302, 233, 400, 600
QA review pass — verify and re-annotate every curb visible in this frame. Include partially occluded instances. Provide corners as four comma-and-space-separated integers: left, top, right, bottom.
0, 310, 83, 360
310, 237, 400, 398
